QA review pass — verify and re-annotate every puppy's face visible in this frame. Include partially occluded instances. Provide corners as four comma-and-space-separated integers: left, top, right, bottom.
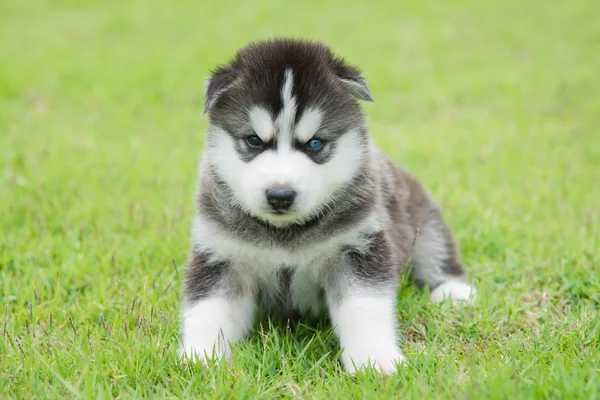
204, 40, 373, 226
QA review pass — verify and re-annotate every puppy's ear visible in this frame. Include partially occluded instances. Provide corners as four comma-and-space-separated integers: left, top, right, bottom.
204, 65, 237, 114
332, 59, 373, 103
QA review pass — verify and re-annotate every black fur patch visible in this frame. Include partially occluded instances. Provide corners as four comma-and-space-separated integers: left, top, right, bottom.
293, 140, 337, 165
256, 267, 301, 318
440, 256, 465, 277
184, 251, 237, 303
208, 40, 366, 114
233, 138, 277, 163
206, 39, 369, 156
344, 231, 398, 285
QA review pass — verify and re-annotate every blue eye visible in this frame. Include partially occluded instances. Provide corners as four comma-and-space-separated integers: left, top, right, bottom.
306, 138, 324, 150
246, 135, 263, 148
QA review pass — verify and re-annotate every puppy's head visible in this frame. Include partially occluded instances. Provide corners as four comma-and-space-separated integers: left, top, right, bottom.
204, 39, 372, 226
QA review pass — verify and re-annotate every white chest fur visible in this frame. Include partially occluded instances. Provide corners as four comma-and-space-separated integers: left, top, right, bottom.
191, 213, 381, 315
192, 213, 379, 270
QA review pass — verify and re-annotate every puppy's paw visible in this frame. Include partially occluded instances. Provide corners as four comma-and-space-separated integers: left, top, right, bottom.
179, 331, 231, 364
342, 344, 406, 375
180, 296, 255, 364
430, 279, 476, 305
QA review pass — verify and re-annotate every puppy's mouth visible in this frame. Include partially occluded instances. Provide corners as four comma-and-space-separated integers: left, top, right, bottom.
256, 208, 305, 226
270, 210, 289, 215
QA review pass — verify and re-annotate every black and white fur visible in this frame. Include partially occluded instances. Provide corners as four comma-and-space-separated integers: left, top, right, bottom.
180, 39, 475, 374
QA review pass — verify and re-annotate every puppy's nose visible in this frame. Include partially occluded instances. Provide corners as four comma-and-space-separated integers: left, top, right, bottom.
266, 187, 296, 210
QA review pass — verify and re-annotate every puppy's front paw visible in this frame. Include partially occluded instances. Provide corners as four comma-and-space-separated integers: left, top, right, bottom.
342, 343, 406, 375
180, 296, 255, 364
180, 330, 231, 364
330, 293, 405, 375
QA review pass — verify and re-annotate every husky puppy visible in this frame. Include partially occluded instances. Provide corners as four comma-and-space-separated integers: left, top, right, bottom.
180, 39, 475, 374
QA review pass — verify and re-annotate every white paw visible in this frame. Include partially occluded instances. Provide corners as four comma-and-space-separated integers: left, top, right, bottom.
430, 279, 476, 304
329, 293, 405, 375
180, 296, 255, 363
342, 344, 406, 375
180, 330, 231, 363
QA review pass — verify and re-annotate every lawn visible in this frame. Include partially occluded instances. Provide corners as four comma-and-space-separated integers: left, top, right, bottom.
1, 0, 599, 398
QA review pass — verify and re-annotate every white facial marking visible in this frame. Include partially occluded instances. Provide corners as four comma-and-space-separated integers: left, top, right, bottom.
248, 106, 274, 142
276, 69, 297, 147
281, 68, 294, 105
295, 107, 323, 143
180, 295, 255, 363
207, 127, 257, 213
328, 290, 405, 375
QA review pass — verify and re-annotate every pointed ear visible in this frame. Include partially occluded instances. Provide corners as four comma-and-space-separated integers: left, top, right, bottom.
332, 59, 373, 103
204, 66, 237, 114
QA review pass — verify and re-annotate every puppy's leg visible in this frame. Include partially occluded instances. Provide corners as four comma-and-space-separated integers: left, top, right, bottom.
411, 209, 476, 304
327, 232, 405, 375
180, 251, 254, 362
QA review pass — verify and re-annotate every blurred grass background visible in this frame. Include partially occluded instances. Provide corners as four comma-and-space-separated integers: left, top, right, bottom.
1, 0, 599, 398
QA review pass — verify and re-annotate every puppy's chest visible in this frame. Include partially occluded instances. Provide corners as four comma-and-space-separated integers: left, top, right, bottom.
206, 231, 340, 318
229, 242, 340, 318
193, 214, 377, 316
252, 264, 328, 319
240, 246, 334, 274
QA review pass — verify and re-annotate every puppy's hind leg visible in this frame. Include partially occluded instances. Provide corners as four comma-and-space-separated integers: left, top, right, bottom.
410, 209, 476, 304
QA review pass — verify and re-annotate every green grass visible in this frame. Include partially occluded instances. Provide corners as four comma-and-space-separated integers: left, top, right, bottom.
1, 0, 599, 398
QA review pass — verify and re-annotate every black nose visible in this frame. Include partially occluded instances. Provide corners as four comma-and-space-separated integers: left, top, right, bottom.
266, 187, 296, 210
